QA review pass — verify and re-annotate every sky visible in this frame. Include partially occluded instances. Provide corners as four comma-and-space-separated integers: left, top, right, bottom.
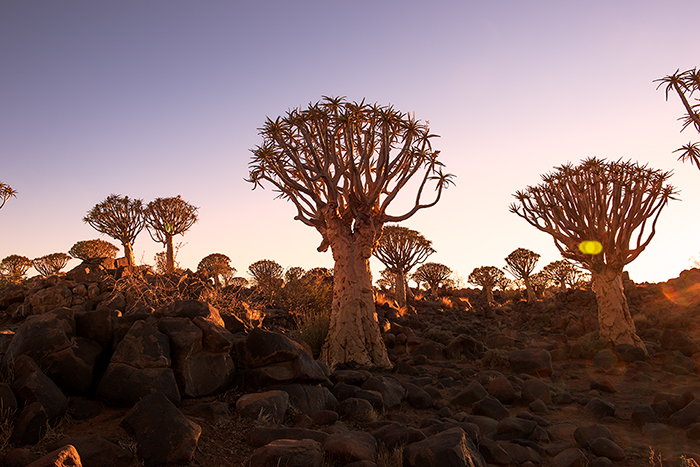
1, 1, 699, 286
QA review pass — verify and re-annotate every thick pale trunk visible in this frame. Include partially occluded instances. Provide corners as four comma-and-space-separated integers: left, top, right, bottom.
321, 224, 391, 370
592, 268, 646, 351
524, 276, 536, 302
123, 242, 135, 267
395, 271, 407, 307
485, 286, 494, 305
166, 235, 174, 272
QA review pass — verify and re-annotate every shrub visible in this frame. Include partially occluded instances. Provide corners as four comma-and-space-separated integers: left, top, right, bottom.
69, 239, 119, 260
32, 253, 71, 277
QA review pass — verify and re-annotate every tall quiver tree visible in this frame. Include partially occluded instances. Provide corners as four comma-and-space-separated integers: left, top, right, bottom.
373, 225, 435, 307
655, 68, 700, 169
248, 97, 453, 369
83, 194, 145, 266
468, 266, 506, 305
504, 248, 540, 303
145, 196, 198, 273
0, 182, 17, 210
510, 157, 677, 350
198, 253, 235, 287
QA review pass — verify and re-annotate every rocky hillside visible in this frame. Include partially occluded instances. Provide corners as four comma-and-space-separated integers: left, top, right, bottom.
0, 260, 699, 467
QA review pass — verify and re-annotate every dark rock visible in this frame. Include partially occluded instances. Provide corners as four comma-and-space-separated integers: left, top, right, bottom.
588, 437, 626, 461
192, 315, 235, 353
330, 370, 371, 386
10, 402, 47, 446
403, 382, 434, 409
25, 444, 81, 467
311, 410, 338, 426
394, 361, 419, 376
246, 426, 328, 448
660, 329, 700, 357
371, 424, 426, 450
96, 363, 180, 407
0, 382, 18, 418
28, 286, 73, 315
529, 399, 548, 414
403, 427, 486, 467
111, 320, 171, 369
354, 389, 385, 411
654, 390, 694, 412
521, 378, 552, 403
279, 384, 337, 414
74, 308, 113, 351
67, 398, 102, 421
450, 381, 487, 407
585, 398, 615, 419
554, 392, 574, 405
573, 424, 614, 448
687, 423, 700, 440
444, 335, 486, 359
337, 398, 375, 422
478, 437, 511, 465
47, 434, 135, 467
159, 299, 225, 326
236, 390, 289, 424
245, 439, 323, 467
589, 379, 616, 393
493, 417, 537, 441
419, 422, 480, 442
220, 312, 248, 334
361, 376, 404, 408
497, 441, 542, 465
509, 348, 552, 376
322, 431, 377, 464
472, 395, 509, 421
613, 344, 646, 363
3, 448, 40, 467
11, 356, 68, 421
651, 400, 674, 420
181, 401, 230, 425
551, 447, 586, 467
669, 398, 700, 428
487, 376, 518, 404
332, 381, 360, 402
631, 404, 658, 427
121, 393, 201, 467
594, 349, 618, 369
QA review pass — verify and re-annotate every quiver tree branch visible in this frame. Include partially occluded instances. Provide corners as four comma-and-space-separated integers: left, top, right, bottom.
468, 266, 506, 305
145, 196, 198, 273
0, 255, 32, 279
33, 253, 71, 277
83, 194, 145, 266
504, 248, 540, 302
0, 182, 17, 210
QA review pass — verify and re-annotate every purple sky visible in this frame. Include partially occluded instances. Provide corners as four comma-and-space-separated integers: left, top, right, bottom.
2, 1, 699, 285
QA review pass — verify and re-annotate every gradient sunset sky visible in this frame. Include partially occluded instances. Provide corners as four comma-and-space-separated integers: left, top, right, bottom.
2, 1, 699, 285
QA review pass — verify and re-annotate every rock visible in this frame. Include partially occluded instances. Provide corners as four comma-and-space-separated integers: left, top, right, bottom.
111, 320, 171, 369
478, 438, 511, 465
371, 424, 426, 450
0, 283, 28, 309
589, 379, 616, 393
450, 381, 488, 407
337, 398, 375, 422
521, 378, 552, 403
220, 312, 247, 334
74, 308, 113, 351
279, 384, 338, 414
529, 399, 548, 414
192, 315, 235, 352
11, 356, 68, 421
3, 448, 41, 467
594, 349, 618, 369
444, 334, 486, 359
585, 398, 615, 419
642, 422, 671, 437
551, 448, 587, 467
403, 427, 486, 467
246, 426, 329, 448
67, 399, 102, 421
245, 439, 324, 467
361, 376, 405, 408
0, 382, 18, 418
322, 431, 377, 464
687, 423, 700, 440
330, 370, 371, 386
498, 441, 543, 465
10, 402, 47, 446
669, 399, 700, 428
159, 299, 225, 327
96, 363, 180, 407
311, 410, 338, 426
2, 308, 74, 369
28, 286, 73, 315
121, 393, 201, 467
574, 424, 614, 448
631, 404, 658, 427
493, 417, 537, 441
588, 437, 626, 461
332, 381, 360, 402
181, 401, 231, 425
487, 376, 518, 404
236, 390, 290, 424
472, 395, 509, 421
25, 445, 82, 467
613, 344, 646, 363
660, 329, 700, 357
46, 435, 135, 467
403, 382, 434, 409
509, 348, 552, 376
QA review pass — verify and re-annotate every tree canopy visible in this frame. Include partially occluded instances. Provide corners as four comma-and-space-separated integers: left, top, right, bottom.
0, 255, 32, 279
467, 266, 507, 305
145, 196, 198, 273
69, 239, 119, 261
33, 253, 71, 277
83, 194, 145, 266
198, 253, 235, 287
412, 262, 453, 297
0, 182, 17, 210
504, 248, 540, 302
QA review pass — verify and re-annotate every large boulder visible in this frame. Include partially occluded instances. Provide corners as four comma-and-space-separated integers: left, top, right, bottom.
403, 427, 486, 467
509, 348, 553, 376
158, 300, 224, 327
47, 435, 136, 467
27, 286, 72, 315
11, 356, 68, 421
245, 439, 323, 467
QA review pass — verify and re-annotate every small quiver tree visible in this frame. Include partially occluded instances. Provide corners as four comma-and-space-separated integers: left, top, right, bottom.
504, 248, 540, 303
145, 196, 198, 273
248, 259, 284, 303
248, 97, 453, 369
412, 262, 453, 298
83, 194, 145, 266
467, 266, 506, 306
541, 260, 581, 292
0, 182, 17, 210
0, 255, 32, 282
510, 157, 677, 350
69, 239, 119, 261
198, 253, 235, 287
373, 225, 435, 307
33, 253, 71, 277
655, 68, 700, 169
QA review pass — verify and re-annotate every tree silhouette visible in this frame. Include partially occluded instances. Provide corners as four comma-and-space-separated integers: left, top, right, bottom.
228, 276, 249, 288
373, 225, 435, 307
510, 157, 677, 350
285, 266, 306, 283
198, 253, 235, 287
69, 239, 119, 261
145, 196, 198, 273
541, 260, 582, 292
412, 262, 453, 298
504, 248, 540, 302
248, 259, 284, 288
248, 97, 453, 369
83, 194, 145, 266
0, 255, 32, 280
0, 182, 17, 210
33, 253, 71, 277
655, 68, 700, 169
467, 266, 506, 305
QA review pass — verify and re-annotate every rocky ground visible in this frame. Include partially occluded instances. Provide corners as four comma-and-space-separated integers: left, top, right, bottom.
1, 262, 700, 467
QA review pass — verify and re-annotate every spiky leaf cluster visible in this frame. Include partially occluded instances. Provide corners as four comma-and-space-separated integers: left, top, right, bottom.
69, 239, 119, 261
83, 194, 145, 262
374, 225, 435, 274
248, 259, 284, 288
0, 255, 32, 278
655, 68, 700, 169
510, 157, 677, 273
197, 253, 236, 287
541, 260, 582, 289
145, 196, 198, 245
285, 267, 306, 283
0, 182, 17, 210
504, 248, 540, 281
468, 266, 507, 290
33, 253, 71, 277
412, 262, 453, 295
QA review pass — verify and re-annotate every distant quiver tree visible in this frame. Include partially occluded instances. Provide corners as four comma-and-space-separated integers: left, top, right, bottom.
0, 182, 17, 210
248, 96, 454, 369
412, 262, 453, 298
373, 225, 435, 307
504, 248, 540, 303
69, 239, 119, 261
541, 260, 581, 292
0, 255, 32, 280
83, 194, 145, 266
467, 266, 507, 305
198, 253, 235, 287
655, 68, 700, 169
510, 157, 677, 350
248, 259, 284, 290
145, 196, 198, 273
33, 253, 71, 277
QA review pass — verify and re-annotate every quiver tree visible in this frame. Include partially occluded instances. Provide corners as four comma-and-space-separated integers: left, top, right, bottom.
0, 182, 17, 210
69, 239, 119, 261
198, 253, 236, 287
285, 266, 306, 283
467, 266, 506, 305
248, 96, 453, 369
529, 272, 551, 297
655, 68, 700, 169
248, 259, 284, 300
412, 262, 453, 298
373, 225, 435, 307
33, 253, 71, 277
0, 255, 32, 280
510, 157, 677, 350
145, 196, 198, 273
541, 260, 581, 292
504, 248, 540, 302
83, 194, 145, 266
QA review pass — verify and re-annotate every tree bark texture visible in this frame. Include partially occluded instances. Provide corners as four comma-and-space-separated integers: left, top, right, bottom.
592, 268, 646, 351
166, 234, 174, 272
395, 271, 407, 308
321, 223, 391, 370
523, 277, 536, 303
485, 286, 494, 306
123, 242, 135, 267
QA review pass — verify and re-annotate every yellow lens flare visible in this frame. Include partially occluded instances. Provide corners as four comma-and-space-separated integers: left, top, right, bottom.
578, 240, 603, 255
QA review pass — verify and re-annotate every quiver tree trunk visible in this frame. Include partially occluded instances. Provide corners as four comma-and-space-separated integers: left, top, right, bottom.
592, 267, 646, 352
485, 286, 495, 306
123, 242, 135, 267
395, 271, 407, 308
165, 234, 174, 272
320, 222, 391, 370
523, 277, 536, 303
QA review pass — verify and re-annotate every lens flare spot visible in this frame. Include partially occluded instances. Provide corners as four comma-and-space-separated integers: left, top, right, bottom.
579, 241, 603, 255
